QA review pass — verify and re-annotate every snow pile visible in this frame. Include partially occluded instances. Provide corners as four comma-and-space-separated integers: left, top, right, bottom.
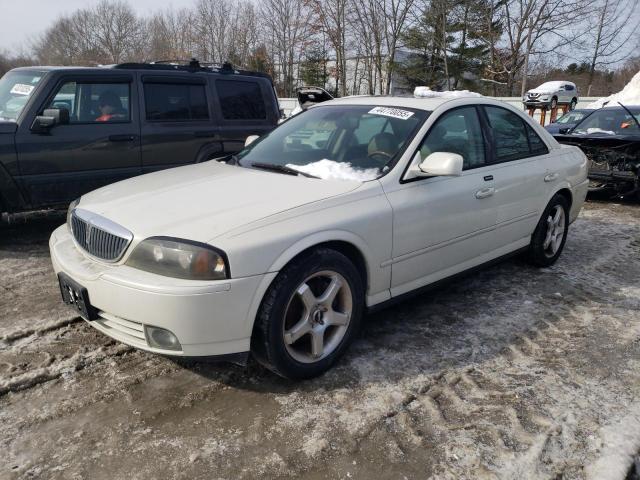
588, 70, 640, 108
414, 86, 482, 99
286, 159, 380, 181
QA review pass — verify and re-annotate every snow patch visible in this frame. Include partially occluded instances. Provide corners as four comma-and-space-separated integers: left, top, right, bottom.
286, 159, 379, 181
588, 70, 640, 108
585, 128, 616, 135
414, 86, 482, 99
585, 413, 640, 480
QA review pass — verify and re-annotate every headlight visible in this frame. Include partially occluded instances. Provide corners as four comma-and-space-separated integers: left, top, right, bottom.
66, 198, 80, 232
125, 237, 228, 280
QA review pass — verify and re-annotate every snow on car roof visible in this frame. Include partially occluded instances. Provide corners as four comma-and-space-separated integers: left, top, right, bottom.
536, 81, 573, 89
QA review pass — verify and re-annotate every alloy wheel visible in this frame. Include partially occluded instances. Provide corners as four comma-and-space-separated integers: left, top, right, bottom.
282, 271, 353, 363
543, 205, 565, 257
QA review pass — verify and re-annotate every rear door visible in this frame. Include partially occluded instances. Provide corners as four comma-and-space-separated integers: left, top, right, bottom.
14, 73, 141, 207
140, 74, 221, 173
480, 105, 552, 246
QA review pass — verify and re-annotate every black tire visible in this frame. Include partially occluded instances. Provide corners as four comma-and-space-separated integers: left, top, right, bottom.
569, 98, 577, 110
550, 97, 558, 109
527, 194, 570, 267
251, 248, 364, 380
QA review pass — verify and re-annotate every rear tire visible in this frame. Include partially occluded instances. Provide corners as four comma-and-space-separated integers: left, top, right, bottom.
569, 98, 577, 110
550, 97, 558, 109
527, 194, 569, 267
251, 248, 364, 380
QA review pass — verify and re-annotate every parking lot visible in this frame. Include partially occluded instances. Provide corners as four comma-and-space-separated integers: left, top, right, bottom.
1, 200, 639, 479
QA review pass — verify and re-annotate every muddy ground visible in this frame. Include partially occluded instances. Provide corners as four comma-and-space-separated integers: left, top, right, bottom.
1, 200, 639, 480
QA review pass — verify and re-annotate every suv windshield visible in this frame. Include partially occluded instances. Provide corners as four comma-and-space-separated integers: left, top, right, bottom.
572, 107, 640, 135
235, 105, 428, 181
0, 70, 46, 122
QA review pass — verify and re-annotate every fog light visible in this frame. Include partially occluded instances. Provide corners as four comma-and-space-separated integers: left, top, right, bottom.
144, 325, 182, 351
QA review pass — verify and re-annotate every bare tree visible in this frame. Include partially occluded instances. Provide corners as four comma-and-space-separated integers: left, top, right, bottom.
261, 0, 310, 96
92, 0, 145, 63
307, 0, 349, 96
584, 0, 639, 95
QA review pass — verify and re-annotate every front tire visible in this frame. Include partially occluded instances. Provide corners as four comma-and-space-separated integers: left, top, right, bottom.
527, 194, 569, 267
569, 98, 577, 110
251, 248, 364, 380
550, 97, 558, 109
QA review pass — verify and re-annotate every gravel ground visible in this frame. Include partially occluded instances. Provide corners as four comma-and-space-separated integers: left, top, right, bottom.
1, 200, 639, 480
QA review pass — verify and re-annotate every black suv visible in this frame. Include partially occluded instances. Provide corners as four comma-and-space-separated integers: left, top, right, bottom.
0, 61, 280, 215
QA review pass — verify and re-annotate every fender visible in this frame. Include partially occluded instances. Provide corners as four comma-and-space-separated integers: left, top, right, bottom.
241, 229, 391, 337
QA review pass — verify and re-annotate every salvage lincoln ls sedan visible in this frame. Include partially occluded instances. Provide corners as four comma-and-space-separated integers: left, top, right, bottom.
50, 96, 589, 379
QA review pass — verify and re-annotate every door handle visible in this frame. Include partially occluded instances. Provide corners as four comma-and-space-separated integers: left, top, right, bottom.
475, 187, 495, 199
108, 134, 137, 142
544, 172, 559, 182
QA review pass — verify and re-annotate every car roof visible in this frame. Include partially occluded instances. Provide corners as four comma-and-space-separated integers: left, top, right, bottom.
317, 95, 478, 112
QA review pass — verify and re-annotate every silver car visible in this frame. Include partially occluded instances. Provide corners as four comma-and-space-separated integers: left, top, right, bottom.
523, 81, 579, 110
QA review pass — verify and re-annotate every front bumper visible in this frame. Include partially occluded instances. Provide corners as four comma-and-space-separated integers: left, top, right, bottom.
49, 225, 277, 356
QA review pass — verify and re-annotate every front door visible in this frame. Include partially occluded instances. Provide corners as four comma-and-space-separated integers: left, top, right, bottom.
383, 106, 498, 296
14, 75, 141, 207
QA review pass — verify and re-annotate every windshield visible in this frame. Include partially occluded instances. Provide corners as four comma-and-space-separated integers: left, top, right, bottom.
572, 107, 640, 135
236, 105, 428, 181
0, 70, 45, 122
556, 110, 590, 125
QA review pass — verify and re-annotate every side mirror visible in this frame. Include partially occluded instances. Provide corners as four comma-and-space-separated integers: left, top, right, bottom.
409, 151, 463, 178
31, 107, 69, 133
245, 134, 260, 147
558, 127, 570, 134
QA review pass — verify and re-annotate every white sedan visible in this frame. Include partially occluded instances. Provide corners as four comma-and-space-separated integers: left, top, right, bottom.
50, 96, 589, 379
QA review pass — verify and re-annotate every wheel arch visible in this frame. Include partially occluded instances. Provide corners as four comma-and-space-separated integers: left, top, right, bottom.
555, 187, 573, 209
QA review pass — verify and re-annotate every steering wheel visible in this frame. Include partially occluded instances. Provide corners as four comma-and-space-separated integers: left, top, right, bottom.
367, 150, 393, 161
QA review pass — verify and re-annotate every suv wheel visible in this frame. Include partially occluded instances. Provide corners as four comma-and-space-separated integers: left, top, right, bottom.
251, 248, 364, 379
550, 97, 558, 109
527, 194, 569, 267
569, 98, 577, 110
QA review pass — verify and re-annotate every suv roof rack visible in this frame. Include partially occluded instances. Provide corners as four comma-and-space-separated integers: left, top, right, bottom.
112, 58, 271, 79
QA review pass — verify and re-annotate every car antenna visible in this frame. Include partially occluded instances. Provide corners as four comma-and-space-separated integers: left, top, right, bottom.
617, 102, 640, 130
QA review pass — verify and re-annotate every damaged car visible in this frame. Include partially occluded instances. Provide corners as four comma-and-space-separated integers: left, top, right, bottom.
553, 104, 640, 199
50, 96, 588, 379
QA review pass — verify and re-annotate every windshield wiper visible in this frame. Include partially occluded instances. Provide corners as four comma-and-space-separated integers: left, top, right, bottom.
250, 162, 319, 179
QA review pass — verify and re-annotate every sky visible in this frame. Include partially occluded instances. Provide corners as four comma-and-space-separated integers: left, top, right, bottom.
0, 0, 195, 51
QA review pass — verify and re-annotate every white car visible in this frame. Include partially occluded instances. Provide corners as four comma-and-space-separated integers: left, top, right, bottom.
523, 81, 579, 110
50, 96, 589, 379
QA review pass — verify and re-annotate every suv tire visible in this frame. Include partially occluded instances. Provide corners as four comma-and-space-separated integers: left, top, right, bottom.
550, 97, 558, 109
251, 248, 364, 380
527, 194, 569, 267
569, 98, 577, 110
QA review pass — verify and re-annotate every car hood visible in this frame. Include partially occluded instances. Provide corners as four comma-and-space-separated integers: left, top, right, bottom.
527, 88, 553, 95
77, 161, 362, 243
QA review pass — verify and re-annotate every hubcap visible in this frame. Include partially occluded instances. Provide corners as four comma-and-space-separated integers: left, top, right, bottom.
282, 271, 353, 363
542, 205, 565, 257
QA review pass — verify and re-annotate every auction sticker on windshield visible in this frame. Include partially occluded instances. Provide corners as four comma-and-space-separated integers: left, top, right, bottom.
10, 84, 34, 96
368, 106, 414, 120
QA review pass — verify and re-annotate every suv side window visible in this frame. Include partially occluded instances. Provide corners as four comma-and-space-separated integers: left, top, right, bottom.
144, 83, 209, 121
418, 106, 485, 170
48, 81, 130, 123
216, 80, 266, 120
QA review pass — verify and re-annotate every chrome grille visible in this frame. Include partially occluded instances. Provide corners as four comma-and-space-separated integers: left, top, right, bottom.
70, 209, 133, 262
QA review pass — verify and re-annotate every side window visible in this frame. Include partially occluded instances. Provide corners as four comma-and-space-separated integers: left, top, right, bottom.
565, 85, 574, 91
484, 106, 531, 161
418, 106, 485, 170
216, 80, 266, 120
144, 83, 209, 121
48, 82, 130, 123
526, 124, 549, 155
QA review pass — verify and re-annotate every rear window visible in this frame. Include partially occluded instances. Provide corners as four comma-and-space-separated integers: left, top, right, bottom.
216, 80, 266, 120
144, 83, 209, 121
